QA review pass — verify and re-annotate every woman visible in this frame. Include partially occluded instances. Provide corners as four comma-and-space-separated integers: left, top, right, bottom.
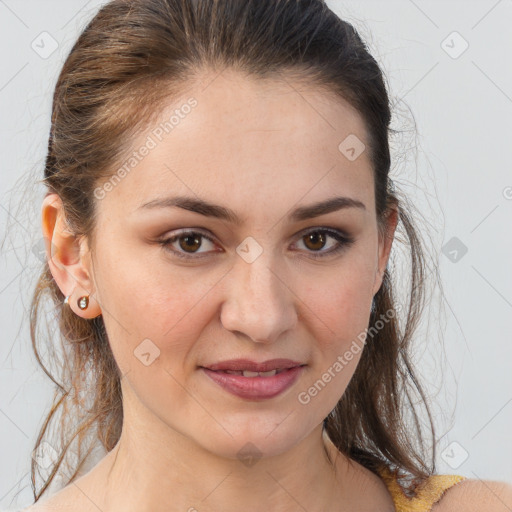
14, 0, 511, 511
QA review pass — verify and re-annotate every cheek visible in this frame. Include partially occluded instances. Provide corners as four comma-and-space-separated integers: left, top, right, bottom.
306, 283, 370, 389
301, 260, 375, 345
296, 278, 372, 417
93, 246, 223, 375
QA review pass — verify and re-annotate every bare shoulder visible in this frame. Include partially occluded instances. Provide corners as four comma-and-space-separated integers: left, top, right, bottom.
20, 502, 54, 512
21, 500, 66, 512
18, 484, 80, 512
432, 478, 512, 512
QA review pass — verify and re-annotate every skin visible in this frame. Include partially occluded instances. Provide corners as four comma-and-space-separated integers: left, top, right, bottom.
39, 69, 399, 512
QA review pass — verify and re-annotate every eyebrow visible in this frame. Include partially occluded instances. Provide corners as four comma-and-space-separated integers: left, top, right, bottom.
137, 195, 366, 225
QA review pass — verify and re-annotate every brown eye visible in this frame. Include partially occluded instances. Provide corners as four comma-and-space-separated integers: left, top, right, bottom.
294, 228, 355, 259
159, 230, 217, 259
303, 231, 328, 251
178, 233, 202, 253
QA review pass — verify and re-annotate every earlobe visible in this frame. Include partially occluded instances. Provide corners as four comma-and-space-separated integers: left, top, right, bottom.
41, 193, 102, 319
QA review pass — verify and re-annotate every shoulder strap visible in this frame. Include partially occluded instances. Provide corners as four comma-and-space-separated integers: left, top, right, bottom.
376, 465, 467, 512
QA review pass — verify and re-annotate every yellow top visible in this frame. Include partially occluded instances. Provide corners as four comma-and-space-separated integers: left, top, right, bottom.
376, 464, 467, 511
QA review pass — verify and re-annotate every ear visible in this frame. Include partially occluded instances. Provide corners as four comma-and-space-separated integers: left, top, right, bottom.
41, 193, 101, 319
372, 202, 399, 297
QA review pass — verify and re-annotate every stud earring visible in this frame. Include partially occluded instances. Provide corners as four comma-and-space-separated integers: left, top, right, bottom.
77, 295, 89, 310
63, 295, 69, 305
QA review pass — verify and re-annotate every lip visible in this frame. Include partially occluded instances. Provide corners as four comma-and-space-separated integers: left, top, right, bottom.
202, 358, 304, 373
201, 365, 306, 400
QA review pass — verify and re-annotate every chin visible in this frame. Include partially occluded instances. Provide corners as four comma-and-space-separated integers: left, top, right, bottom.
191, 415, 314, 461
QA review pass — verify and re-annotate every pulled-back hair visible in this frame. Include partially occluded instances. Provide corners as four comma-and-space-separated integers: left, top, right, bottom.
29, 0, 441, 502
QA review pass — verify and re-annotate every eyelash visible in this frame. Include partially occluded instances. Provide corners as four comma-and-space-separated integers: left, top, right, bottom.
158, 228, 355, 261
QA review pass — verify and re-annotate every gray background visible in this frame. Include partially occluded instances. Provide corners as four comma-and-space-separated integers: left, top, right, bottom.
1, 0, 511, 509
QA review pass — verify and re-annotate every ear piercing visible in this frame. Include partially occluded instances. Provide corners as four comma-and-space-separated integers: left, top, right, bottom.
63, 294, 89, 310
77, 296, 89, 310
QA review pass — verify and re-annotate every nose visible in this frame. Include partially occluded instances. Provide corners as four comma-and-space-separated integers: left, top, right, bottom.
220, 255, 297, 344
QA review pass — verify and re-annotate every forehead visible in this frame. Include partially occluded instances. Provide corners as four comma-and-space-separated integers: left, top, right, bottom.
103, 69, 374, 219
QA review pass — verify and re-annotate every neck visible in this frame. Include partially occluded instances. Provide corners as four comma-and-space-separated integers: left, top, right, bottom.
84, 417, 353, 512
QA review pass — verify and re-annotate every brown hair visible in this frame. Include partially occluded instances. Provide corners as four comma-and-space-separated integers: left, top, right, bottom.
29, 0, 443, 503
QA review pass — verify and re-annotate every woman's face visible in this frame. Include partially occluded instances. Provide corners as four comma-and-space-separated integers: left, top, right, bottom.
55, 70, 396, 459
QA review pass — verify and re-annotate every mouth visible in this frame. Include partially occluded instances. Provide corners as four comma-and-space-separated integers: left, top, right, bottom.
210, 368, 291, 377
201, 358, 306, 374
199, 361, 307, 400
